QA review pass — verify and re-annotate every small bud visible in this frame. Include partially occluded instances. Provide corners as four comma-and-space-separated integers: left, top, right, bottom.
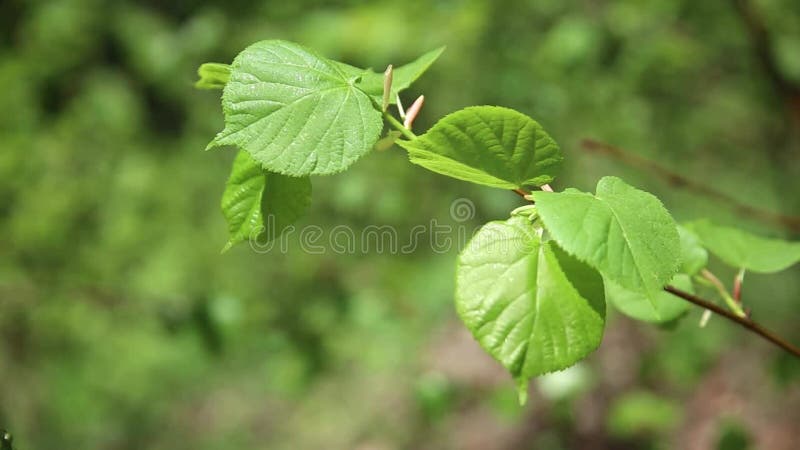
540, 184, 554, 192
382, 64, 393, 112
403, 95, 425, 129
699, 309, 712, 327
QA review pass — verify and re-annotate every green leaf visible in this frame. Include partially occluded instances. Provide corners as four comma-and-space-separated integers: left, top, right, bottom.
208, 40, 383, 176
532, 176, 680, 301
221, 151, 311, 251
687, 220, 800, 273
678, 225, 707, 275
397, 106, 563, 189
606, 274, 693, 323
195, 63, 231, 90
455, 216, 605, 402
336, 46, 445, 104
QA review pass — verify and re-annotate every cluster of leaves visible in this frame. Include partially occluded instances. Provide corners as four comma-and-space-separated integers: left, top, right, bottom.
200, 40, 800, 402
198, 41, 443, 249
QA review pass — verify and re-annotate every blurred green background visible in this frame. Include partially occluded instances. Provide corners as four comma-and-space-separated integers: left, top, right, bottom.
2, 0, 800, 449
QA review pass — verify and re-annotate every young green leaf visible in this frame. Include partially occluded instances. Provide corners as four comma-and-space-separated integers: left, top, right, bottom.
397, 106, 563, 189
195, 63, 231, 90
678, 225, 707, 275
221, 151, 311, 251
532, 177, 680, 301
208, 40, 383, 176
606, 274, 693, 323
687, 220, 800, 273
336, 46, 445, 104
456, 216, 605, 403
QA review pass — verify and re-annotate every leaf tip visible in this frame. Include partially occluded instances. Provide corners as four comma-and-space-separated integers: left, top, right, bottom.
221, 241, 234, 254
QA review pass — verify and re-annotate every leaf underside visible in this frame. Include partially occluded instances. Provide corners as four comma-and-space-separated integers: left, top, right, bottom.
678, 225, 708, 276
606, 274, 693, 323
221, 151, 311, 251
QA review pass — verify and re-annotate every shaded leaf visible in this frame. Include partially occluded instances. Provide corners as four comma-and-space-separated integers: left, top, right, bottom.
208, 40, 383, 176
606, 274, 692, 323
608, 391, 682, 437
398, 106, 562, 189
716, 420, 753, 450
221, 151, 311, 251
679, 224, 708, 275
1, 431, 11, 450
373, 130, 402, 151
687, 220, 800, 273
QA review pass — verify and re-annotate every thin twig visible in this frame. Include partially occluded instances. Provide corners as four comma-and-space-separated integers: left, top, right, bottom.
665, 285, 800, 358
733, 267, 745, 303
384, 112, 416, 140
580, 139, 800, 233
513, 188, 531, 199
700, 269, 746, 317
730, 0, 800, 128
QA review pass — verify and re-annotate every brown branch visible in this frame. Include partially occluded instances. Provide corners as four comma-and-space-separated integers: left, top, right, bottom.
580, 139, 800, 233
731, 0, 800, 105
731, 0, 800, 142
512, 188, 530, 199
665, 285, 800, 358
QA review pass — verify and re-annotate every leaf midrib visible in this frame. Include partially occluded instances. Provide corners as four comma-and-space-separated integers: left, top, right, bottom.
220, 84, 354, 144
601, 193, 662, 318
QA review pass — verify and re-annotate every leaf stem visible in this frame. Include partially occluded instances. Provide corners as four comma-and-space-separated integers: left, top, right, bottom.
383, 111, 417, 140
665, 285, 800, 358
700, 269, 747, 317
733, 267, 745, 303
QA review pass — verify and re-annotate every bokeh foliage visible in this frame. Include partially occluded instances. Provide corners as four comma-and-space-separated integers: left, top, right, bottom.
1, 0, 799, 449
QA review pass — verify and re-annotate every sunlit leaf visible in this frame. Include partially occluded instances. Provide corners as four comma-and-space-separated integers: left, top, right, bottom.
208, 40, 383, 176
687, 220, 800, 273
455, 216, 605, 403
336, 46, 445, 104
398, 106, 562, 189
195, 63, 231, 90
532, 177, 680, 305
